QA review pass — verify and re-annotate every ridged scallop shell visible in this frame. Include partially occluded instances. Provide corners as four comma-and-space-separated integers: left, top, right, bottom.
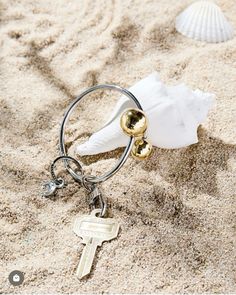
176, 1, 234, 43
76, 72, 215, 156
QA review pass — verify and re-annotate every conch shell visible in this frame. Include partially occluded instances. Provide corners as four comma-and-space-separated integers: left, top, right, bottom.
76, 72, 214, 156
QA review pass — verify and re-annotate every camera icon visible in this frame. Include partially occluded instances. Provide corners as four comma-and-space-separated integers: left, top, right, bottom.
8, 271, 24, 286
13, 274, 20, 282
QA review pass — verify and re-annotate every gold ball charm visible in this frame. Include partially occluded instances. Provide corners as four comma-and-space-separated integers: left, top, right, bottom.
120, 108, 147, 137
131, 138, 152, 160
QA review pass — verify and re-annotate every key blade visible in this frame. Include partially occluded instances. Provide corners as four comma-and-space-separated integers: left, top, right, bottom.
76, 238, 99, 279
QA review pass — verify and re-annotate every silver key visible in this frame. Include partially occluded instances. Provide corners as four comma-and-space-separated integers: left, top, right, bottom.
73, 209, 120, 279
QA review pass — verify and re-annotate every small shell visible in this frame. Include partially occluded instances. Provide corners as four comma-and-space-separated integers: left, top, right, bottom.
76, 72, 215, 156
176, 1, 234, 43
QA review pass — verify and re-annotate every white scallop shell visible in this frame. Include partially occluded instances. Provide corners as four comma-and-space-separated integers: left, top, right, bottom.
176, 1, 234, 43
76, 72, 215, 156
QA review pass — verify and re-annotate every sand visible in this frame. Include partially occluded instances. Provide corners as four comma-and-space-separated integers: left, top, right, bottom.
0, 0, 236, 293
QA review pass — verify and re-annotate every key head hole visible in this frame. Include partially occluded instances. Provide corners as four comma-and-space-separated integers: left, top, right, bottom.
91, 209, 102, 217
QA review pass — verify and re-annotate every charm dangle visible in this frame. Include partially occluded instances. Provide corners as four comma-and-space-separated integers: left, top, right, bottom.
42, 178, 65, 197
41, 155, 83, 197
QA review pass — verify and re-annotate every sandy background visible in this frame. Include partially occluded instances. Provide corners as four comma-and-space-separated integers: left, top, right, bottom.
0, 0, 236, 293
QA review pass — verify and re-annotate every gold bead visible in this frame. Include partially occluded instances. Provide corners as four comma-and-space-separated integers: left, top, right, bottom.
131, 138, 152, 160
120, 108, 147, 137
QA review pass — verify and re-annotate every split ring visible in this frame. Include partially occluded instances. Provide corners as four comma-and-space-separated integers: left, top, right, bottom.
51, 155, 83, 182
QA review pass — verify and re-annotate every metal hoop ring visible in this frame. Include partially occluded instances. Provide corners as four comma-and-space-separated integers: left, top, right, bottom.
59, 84, 143, 184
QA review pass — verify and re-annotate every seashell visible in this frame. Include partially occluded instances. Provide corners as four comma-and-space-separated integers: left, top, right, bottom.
76, 72, 215, 156
175, 1, 234, 43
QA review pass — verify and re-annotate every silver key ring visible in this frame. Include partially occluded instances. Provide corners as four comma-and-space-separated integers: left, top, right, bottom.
59, 84, 143, 184
51, 155, 83, 181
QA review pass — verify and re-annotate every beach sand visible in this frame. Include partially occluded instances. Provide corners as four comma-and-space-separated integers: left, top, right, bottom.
0, 0, 236, 293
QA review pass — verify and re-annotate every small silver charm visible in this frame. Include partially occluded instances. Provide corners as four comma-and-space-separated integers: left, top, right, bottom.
42, 178, 65, 197
42, 155, 83, 197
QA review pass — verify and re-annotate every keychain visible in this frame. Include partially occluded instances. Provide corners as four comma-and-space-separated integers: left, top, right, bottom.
42, 84, 152, 279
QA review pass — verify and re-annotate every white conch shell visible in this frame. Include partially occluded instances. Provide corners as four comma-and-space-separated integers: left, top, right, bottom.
76, 72, 214, 156
176, 1, 234, 43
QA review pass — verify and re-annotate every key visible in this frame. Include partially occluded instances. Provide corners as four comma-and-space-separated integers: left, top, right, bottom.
73, 208, 120, 279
